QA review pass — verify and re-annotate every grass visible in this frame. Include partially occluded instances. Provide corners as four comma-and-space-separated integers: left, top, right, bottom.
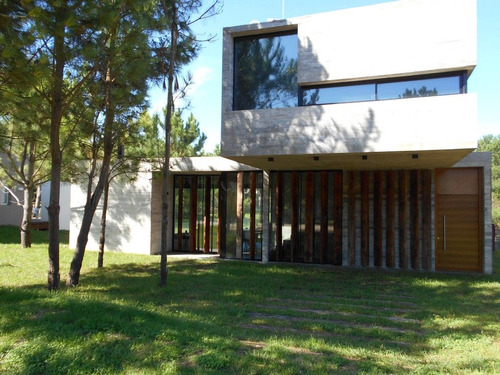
0, 225, 69, 245
0, 227, 499, 374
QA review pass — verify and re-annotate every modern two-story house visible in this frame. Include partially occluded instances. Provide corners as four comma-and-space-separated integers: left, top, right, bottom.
70, 0, 493, 273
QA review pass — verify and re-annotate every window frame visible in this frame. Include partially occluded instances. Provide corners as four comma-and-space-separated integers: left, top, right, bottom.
299, 71, 468, 106
233, 29, 299, 111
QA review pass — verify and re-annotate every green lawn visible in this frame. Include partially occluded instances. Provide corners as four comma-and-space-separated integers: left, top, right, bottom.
0, 228, 499, 374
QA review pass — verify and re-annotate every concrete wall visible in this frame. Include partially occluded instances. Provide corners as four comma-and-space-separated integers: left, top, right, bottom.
454, 152, 493, 274
69, 166, 153, 254
0, 185, 23, 226
297, 0, 476, 85
223, 94, 477, 158
221, 0, 478, 163
40, 182, 71, 230
0, 181, 71, 229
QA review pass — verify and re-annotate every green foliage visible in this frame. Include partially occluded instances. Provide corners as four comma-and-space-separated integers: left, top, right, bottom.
206, 144, 221, 156
170, 111, 207, 156
477, 134, 500, 231
0, 234, 499, 374
477, 134, 500, 201
133, 110, 208, 159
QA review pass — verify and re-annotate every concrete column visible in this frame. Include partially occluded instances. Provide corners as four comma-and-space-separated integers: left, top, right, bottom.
261, 170, 270, 263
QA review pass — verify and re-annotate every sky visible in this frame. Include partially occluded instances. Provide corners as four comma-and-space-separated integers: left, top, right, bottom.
149, 0, 500, 152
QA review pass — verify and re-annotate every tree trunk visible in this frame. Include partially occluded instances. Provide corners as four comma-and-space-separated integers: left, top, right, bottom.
33, 185, 41, 219
21, 141, 37, 248
67, 50, 115, 286
20, 185, 34, 248
98, 179, 110, 268
160, 2, 179, 287
47, 3, 67, 291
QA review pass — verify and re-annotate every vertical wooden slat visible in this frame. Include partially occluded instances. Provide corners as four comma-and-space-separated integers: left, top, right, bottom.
236, 172, 244, 259
203, 176, 211, 254
410, 170, 421, 269
320, 171, 328, 263
333, 171, 343, 265
217, 176, 222, 255
374, 171, 383, 267
348, 171, 357, 266
398, 170, 409, 268
177, 176, 184, 252
291, 172, 299, 262
421, 170, 432, 270
276, 172, 283, 261
250, 172, 256, 260
361, 171, 370, 267
385, 171, 396, 268
219, 174, 226, 258
189, 176, 198, 252
261, 171, 270, 263
305, 172, 315, 263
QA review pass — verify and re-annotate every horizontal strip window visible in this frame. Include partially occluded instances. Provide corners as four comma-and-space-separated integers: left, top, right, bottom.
299, 72, 466, 106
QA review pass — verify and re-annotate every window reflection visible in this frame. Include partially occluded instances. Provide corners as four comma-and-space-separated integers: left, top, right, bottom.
234, 31, 298, 110
378, 76, 461, 100
299, 74, 464, 106
301, 83, 375, 105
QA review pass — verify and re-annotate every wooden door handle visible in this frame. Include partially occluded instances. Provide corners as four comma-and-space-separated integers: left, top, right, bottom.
443, 215, 447, 251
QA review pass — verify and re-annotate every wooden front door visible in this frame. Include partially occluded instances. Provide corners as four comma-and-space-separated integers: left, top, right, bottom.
435, 168, 482, 272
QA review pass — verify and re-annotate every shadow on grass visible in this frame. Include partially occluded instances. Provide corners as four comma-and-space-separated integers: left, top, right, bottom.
1, 252, 499, 374
0, 225, 69, 245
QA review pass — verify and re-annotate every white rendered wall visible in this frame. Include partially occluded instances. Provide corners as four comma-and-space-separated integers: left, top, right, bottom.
41, 182, 71, 230
69, 169, 153, 254
0, 185, 23, 226
297, 0, 476, 85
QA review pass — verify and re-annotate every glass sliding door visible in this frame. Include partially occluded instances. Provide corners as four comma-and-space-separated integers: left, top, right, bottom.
222, 171, 263, 260
173, 175, 220, 253
270, 170, 342, 264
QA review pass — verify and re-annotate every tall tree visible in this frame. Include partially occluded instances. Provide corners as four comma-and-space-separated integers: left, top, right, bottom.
157, 0, 221, 286
67, 0, 155, 286
1, 0, 101, 289
170, 111, 207, 156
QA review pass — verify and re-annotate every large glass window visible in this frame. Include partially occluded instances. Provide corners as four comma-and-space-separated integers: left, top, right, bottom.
270, 171, 343, 265
300, 72, 465, 106
223, 171, 263, 260
233, 31, 298, 110
173, 175, 220, 253
301, 83, 375, 105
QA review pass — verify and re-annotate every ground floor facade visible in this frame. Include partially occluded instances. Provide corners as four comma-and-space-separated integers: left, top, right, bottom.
152, 154, 492, 273
70, 153, 493, 274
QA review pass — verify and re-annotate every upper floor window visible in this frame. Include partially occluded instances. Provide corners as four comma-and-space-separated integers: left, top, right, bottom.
300, 72, 466, 106
233, 30, 298, 110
